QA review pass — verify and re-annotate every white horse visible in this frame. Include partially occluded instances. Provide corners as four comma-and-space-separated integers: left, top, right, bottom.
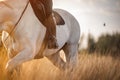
0, 0, 80, 72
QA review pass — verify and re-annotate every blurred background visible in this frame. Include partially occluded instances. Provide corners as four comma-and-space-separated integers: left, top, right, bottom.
53, 0, 120, 50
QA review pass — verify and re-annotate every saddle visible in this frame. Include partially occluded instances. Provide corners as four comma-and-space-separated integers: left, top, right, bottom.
53, 11, 65, 25
34, 11, 65, 59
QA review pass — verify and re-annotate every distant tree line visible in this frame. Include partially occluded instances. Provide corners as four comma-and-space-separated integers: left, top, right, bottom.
87, 33, 120, 56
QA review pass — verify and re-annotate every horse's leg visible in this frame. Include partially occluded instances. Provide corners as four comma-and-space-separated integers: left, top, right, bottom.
6, 46, 35, 72
63, 43, 78, 71
46, 51, 66, 70
6, 65, 22, 80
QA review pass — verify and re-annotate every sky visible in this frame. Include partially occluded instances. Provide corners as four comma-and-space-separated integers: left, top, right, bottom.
53, 0, 120, 48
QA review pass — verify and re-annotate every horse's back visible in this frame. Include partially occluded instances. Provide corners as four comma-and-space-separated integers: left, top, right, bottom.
43, 9, 80, 56
54, 9, 80, 44
53, 9, 80, 70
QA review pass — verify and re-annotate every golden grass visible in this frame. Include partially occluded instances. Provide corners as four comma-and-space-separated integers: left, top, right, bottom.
0, 46, 120, 80
0, 46, 8, 80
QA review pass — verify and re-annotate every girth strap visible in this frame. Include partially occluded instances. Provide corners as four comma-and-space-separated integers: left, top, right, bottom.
34, 31, 48, 59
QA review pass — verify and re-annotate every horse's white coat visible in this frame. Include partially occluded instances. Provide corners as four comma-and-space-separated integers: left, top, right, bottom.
0, 0, 80, 71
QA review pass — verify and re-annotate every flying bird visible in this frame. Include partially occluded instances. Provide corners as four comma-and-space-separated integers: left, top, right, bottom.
103, 23, 106, 27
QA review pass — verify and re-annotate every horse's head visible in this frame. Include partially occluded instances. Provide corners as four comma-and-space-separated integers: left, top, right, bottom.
0, 0, 30, 33
0, 1, 15, 33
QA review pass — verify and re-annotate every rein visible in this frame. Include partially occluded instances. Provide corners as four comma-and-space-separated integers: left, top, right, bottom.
4, 1, 30, 42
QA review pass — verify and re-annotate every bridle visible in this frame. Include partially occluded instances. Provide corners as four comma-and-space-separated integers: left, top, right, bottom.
4, 1, 30, 41
2, 1, 47, 55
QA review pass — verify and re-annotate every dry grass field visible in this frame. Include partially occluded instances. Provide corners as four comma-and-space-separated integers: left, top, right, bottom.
0, 46, 120, 80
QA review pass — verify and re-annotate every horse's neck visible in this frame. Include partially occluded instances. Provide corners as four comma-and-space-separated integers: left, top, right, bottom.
0, 0, 29, 32
2, 0, 28, 9
2, 0, 46, 35
6, 0, 28, 7
4, 0, 29, 20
